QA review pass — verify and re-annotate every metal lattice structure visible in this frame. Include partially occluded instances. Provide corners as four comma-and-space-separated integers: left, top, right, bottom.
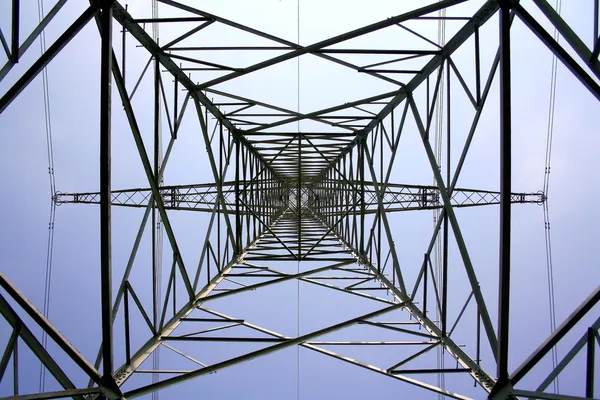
0, 0, 599, 399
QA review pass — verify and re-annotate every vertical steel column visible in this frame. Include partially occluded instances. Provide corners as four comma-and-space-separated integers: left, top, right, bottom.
243, 150, 249, 245
595, 0, 599, 51
497, 0, 512, 385
99, 0, 113, 380
152, 54, 160, 329
123, 285, 131, 365
298, 133, 301, 259
251, 154, 255, 240
475, 27, 481, 104
13, 338, 18, 395
586, 327, 595, 398
121, 7, 126, 87
173, 77, 178, 139
11, 0, 19, 63
235, 138, 241, 255
442, 58, 451, 335
218, 123, 222, 264
378, 124, 383, 272
359, 140, 365, 255
423, 254, 428, 316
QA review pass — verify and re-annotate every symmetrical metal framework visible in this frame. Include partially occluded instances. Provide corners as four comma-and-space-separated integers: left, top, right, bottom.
0, 0, 599, 399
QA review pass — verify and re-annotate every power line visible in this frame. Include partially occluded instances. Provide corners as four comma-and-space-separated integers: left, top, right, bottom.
151, 2, 162, 399
37, 0, 57, 391
434, 3, 447, 397
542, 0, 561, 394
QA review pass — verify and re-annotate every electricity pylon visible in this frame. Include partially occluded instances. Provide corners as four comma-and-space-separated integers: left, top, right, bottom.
0, 1, 598, 399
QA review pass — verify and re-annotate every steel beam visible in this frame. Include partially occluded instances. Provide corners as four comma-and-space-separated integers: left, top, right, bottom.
99, 0, 114, 388
0, 292, 79, 396
586, 327, 595, 398
110, 3, 281, 180
328, 225, 496, 392
0, 4, 98, 114
111, 58, 195, 300
496, 0, 512, 388
514, 3, 600, 101
531, 0, 600, 75
314, 1, 500, 183
408, 94, 499, 362
11, 0, 19, 63
0, 274, 102, 385
537, 316, 600, 392
511, 285, 600, 386
124, 302, 405, 397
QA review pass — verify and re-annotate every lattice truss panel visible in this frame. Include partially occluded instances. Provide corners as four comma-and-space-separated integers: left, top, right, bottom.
0, 0, 598, 399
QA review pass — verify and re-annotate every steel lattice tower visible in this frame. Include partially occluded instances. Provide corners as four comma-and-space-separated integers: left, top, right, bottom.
0, 0, 598, 399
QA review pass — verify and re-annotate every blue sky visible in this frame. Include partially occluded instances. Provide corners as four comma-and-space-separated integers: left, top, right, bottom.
0, 0, 599, 399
